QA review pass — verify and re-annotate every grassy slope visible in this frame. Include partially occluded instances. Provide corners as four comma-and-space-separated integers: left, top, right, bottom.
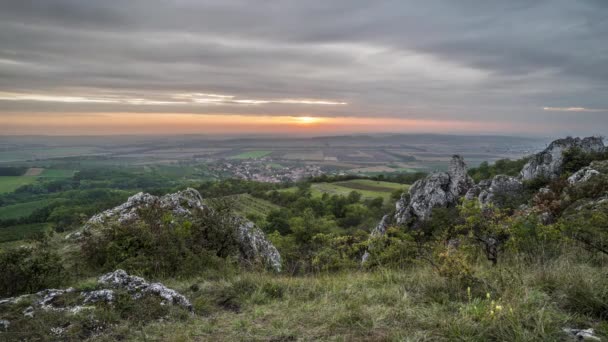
113, 257, 607, 341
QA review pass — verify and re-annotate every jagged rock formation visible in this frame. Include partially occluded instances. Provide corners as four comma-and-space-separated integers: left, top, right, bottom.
520, 136, 605, 181
0, 270, 192, 322
395, 155, 474, 226
466, 175, 524, 207
83, 188, 282, 272
86, 188, 207, 226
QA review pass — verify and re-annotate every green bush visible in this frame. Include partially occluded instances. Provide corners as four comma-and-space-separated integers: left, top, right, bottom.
0, 240, 66, 296
81, 199, 242, 278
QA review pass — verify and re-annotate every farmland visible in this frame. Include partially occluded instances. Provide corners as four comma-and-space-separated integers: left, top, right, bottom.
0, 176, 38, 193
281, 179, 408, 203
229, 194, 281, 217
229, 150, 273, 159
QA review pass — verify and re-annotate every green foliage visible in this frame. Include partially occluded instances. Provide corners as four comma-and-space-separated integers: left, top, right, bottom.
559, 201, 608, 256
469, 158, 530, 182
458, 201, 511, 266
364, 227, 417, 268
81, 199, 242, 278
562, 146, 608, 175
507, 214, 562, 262
0, 238, 66, 296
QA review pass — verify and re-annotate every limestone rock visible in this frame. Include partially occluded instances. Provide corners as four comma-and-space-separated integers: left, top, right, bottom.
236, 221, 282, 272
563, 328, 601, 341
99, 270, 192, 310
82, 290, 115, 304
86, 188, 206, 226
568, 167, 601, 185
520, 136, 604, 181
0, 270, 194, 320
395, 155, 473, 226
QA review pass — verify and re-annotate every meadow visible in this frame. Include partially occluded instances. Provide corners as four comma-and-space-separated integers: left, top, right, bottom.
82, 254, 608, 341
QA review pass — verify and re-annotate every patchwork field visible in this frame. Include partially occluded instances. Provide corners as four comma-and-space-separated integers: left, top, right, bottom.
281, 179, 408, 203
230, 150, 273, 159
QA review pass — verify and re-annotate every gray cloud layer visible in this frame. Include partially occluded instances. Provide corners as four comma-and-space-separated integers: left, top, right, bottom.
0, 0, 607, 134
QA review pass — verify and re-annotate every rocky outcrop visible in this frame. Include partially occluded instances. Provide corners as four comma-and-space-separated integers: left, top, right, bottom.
86, 188, 207, 226
466, 175, 524, 207
99, 270, 192, 310
568, 167, 600, 185
395, 155, 473, 226
520, 136, 604, 181
0, 270, 193, 319
83, 188, 281, 272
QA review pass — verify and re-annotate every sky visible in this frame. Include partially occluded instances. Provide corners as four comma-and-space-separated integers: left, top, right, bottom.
0, 0, 607, 136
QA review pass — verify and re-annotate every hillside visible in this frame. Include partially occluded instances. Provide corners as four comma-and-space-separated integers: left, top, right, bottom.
0, 136, 607, 340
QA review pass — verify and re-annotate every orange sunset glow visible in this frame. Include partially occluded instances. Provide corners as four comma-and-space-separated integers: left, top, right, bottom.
0, 113, 519, 136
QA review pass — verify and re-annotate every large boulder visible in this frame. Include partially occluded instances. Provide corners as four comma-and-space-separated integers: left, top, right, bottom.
84, 188, 282, 272
395, 155, 474, 226
520, 136, 604, 181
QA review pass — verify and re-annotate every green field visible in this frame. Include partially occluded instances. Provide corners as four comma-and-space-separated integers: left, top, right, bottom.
281, 179, 408, 203
229, 194, 281, 217
229, 150, 273, 159
0, 200, 50, 220
0, 176, 38, 193
40, 169, 76, 178
0, 147, 102, 162
0, 223, 52, 243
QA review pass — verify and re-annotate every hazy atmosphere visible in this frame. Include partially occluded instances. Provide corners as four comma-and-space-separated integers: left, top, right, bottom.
1, 1, 607, 136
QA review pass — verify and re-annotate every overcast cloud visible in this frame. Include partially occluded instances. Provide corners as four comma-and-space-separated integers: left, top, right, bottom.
0, 0, 607, 135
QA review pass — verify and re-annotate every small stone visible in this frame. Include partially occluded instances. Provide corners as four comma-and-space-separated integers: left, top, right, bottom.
563, 327, 601, 341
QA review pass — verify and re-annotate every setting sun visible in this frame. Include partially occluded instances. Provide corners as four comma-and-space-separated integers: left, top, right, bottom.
294, 116, 323, 125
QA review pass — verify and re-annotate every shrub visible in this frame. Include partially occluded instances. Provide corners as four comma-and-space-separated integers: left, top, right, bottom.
81, 199, 242, 278
0, 240, 66, 296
